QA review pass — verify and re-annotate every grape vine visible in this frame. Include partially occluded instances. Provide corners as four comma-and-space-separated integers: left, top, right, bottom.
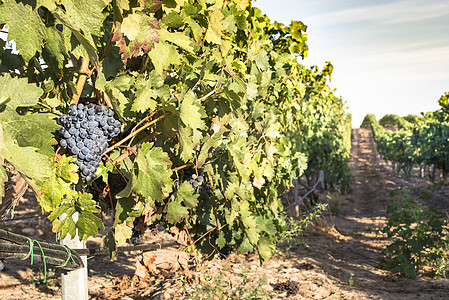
0, 0, 351, 262
363, 95, 449, 179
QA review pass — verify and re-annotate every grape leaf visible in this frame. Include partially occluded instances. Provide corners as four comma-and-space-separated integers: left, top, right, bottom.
51, 7, 101, 71
103, 230, 117, 260
178, 92, 206, 161
257, 236, 275, 261
114, 12, 160, 63
158, 27, 195, 53
43, 25, 68, 70
216, 231, 226, 249
60, 0, 106, 38
141, 0, 163, 13
76, 210, 104, 241
40, 176, 76, 211
131, 71, 164, 113
0, 0, 45, 62
196, 130, 223, 168
180, 94, 206, 130
0, 74, 43, 107
114, 196, 136, 226
0, 128, 51, 191
205, 9, 224, 45
238, 235, 253, 253
115, 0, 130, 15
148, 41, 181, 74
166, 181, 198, 224
58, 209, 77, 239
0, 74, 57, 157
115, 223, 133, 245
0, 110, 58, 157
133, 143, 173, 203
162, 11, 185, 28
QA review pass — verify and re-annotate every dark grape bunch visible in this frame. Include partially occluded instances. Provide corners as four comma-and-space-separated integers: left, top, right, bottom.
189, 173, 208, 195
58, 103, 121, 181
182, 168, 210, 195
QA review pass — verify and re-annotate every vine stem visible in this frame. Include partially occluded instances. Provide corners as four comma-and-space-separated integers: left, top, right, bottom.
100, 28, 114, 62
172, 163, 194, 172
126, 109, 160, 147
71, 57, 90, 105
102, 91, 113, 109
104, 113, 172, 155
199, 88, 218, 102
103, 153, 128, 185
111, 131, 160, 166
37, 102, 62, 116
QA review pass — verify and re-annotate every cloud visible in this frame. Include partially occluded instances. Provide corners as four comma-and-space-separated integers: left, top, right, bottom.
306, 0, 449, 26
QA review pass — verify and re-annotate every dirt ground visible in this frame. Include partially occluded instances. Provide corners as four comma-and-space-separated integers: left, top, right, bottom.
2, 128, 449, 299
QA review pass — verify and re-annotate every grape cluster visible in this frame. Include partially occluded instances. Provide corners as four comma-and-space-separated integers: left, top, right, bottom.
182, 168, 210, 195
189, 173, 207, 194
58, 103, 121, 181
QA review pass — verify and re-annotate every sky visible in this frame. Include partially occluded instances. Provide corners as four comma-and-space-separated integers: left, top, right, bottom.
253, 0, 449, 127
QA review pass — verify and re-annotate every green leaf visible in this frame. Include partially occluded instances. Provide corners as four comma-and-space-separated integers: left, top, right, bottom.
256, 216, 277, 236
148, 41, 181, 74
162, 11, 185, 28
55, 156, 78, 183
158, 28, 194, 53
166, 181, 198, 224
180, 93, 205, 129
238, 235, 253, 253
0, 74, 43, 108
51, 7, 101, 71
216, 231, 226, 249
0, 110, 58, 157
177, 180, 199, 208
103, 230, 117, 260
131, 71, 164, 113
178, 92, 206, 161
114, 196, 136, 226
133, 143, 173, 203
43, 25, 68, 70
59, 209, 77, 239
0, 0, 45, 62
76, 210, 104, 241
166, 199, 189, 224
205, 9, 224, 44
60, 0, 107, 38
240, 206, 260, 244
257, 236, 275, 262
254, 50, 270, 71
196, 130, 223, 167
40, 176, 75, 211
0, 128, 51, 191
115, 0, 130, 14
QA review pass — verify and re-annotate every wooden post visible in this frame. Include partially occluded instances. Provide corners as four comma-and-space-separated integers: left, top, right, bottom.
319, 170, 325, 190
293, 179, 299, 204
60, 213, 88, 300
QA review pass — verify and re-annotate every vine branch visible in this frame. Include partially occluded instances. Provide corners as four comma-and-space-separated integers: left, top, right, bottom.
71, 57, 90, 105
104, 113, 172, 155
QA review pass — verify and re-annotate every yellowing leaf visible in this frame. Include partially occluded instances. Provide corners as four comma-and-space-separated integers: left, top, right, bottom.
115, 223, 133, 245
